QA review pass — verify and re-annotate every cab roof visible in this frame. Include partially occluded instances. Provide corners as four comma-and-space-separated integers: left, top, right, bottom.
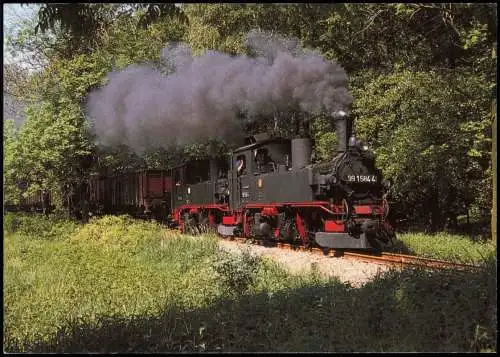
232, 137, 290, 154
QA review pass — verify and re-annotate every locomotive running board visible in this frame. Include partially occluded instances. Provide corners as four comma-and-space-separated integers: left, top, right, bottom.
315, 232, 370, 249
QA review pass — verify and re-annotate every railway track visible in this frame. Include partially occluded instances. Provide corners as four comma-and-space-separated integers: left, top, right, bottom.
168, 225, 479, 271
217, 235, 480, 271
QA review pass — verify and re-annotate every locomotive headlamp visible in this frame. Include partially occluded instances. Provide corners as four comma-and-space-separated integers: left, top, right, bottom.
187, 187, 191, 195
332, 110, 347, 120
382, 179, 391, 189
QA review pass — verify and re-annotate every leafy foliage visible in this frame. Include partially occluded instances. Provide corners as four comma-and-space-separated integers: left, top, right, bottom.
316, 3, 497, 73
211, 248, 261, 297
4, 120, 21, 204
353, 69, 492, 230
30, 4, 187, 58
4, 7, 189, 210
12, 95, 93, 206
4, 212, 79, 240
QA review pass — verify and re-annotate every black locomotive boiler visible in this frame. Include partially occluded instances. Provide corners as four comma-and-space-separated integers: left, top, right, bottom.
171, 111, 397, 250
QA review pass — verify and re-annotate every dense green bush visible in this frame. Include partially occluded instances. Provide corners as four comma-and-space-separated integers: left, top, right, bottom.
210, 248, 261, 297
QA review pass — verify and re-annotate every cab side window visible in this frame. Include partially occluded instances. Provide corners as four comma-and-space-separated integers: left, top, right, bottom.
254, 148, 275, 173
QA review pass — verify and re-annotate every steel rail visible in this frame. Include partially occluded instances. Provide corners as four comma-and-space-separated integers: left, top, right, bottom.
217, 235, 480, 271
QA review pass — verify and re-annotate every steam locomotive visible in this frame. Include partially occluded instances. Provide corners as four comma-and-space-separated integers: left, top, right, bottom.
169, 111, 397, 250
13, 111, 398, 250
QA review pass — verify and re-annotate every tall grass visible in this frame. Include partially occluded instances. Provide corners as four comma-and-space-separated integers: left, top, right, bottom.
398, 232, 496, 264
3, 213, 497, 352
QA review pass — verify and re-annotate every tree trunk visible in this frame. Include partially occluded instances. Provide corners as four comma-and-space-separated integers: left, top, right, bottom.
429, 187, 443, 233
492, 97, 497, 241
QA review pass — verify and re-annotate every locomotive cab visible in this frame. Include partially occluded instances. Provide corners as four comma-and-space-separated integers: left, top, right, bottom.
229, 136, 319, 209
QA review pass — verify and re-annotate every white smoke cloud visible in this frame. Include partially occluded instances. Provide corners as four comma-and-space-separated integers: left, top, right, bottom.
87, 30, 352, 154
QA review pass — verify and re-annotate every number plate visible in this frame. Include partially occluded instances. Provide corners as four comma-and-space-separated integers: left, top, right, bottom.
346, 175, 377, 183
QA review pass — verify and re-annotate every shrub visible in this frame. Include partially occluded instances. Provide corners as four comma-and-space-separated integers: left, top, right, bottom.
70, 215, 164, 249
211, 248, 261, 297
4, 213, 21, 234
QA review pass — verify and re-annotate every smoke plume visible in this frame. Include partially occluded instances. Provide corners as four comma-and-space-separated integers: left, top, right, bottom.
87, 30, 352, 154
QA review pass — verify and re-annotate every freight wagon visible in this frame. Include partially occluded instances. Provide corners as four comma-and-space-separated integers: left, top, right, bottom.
88, 169, 172, 221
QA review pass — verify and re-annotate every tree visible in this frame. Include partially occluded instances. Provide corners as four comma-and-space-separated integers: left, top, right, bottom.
101, 10, 187, 69
353, 69, 492, 231
30, 4, 187, 58
3, 120, 21, 205
391, 4, 497, 72
182, 4, 331, 56
5, 4, 190, 204
6, 51, 115, 212
311, 3, 497, 76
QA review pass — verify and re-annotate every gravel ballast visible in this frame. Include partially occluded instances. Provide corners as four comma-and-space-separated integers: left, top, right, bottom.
218, 239, 391, 287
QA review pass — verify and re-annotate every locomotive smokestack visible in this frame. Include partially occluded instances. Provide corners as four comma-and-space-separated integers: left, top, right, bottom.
333, 110, 348, 153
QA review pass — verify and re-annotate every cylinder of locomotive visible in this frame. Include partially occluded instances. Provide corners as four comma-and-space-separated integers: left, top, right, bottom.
291, 138, 312, 169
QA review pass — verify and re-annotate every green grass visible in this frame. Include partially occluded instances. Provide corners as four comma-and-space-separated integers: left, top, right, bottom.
3, 213, 497, 352
397, 232, 496, 264
4, 214, 221, 346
